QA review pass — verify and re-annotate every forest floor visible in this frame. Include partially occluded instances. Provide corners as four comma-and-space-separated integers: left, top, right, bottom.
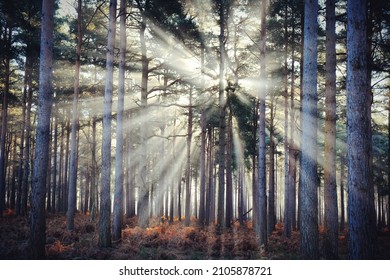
0, 210, 389, 260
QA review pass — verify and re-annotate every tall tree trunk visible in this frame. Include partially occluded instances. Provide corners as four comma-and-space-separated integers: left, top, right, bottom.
125, 133, 135, 218
252, 100, 259, 233
90, 121, 98, 219
339, 154, 345, 231
113, 0, 127, 241
29, 0, 54, 258
99, 0, 117, 248
217, 0, 227, 232
84, 164, 90, 214
124, 110, 134, 218
16, 50, 31, 215
60, 117, 69, 212
67, 0, 82, 230
206, 126, 214, 225
63, 117, 70, 212
268, 90, 276, 235
283, 0, 291, 239
185, 88, 193, 226
388, 90, 390, 230
51, 113, 58, 213
10, 136, 17, 209
0, 23, 12, 216
323, 0, 338, 259
289, 16, 297, 231
198, 46, 207, 226
346, 0, 375, 259
377, 185, 382, 228
46, 122, 52, 212
169, 183, 174, 223
297, 6, 305, 232
238, 166, 244, 226
300, 0, 319, 259
58, 123, 64, 212
138, 13, 149, 228
225, 106, 233, 228
258, 0, 268, 246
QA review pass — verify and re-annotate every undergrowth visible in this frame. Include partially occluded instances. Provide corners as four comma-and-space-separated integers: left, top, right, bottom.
1, 210, 389, 260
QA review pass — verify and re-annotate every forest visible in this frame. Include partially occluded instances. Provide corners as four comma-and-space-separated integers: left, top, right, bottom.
0, 0, 389, 260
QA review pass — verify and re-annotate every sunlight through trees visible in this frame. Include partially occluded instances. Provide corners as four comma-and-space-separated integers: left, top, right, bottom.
0, 0, 389, 260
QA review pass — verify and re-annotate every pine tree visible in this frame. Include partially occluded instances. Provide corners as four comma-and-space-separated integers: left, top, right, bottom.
300, 0, 319, 259
29, 0, 55, 259
99, 0, 117, 248
347, 0, 375, 259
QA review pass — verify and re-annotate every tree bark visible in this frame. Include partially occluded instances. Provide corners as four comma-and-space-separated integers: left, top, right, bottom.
90, 117, 98, 220
283, 0, 291, 239
29, 0, 55, 259
185, 88, 193, 227
323, 0, 338, 259
199, 84, 206, 227
300, 0, 319, 259
268, 90, 276, 235
138, 13, 149, 228
98, 0, 117, 248
206, 127, 215, 225
258, 0, 268, 246
339, 154, 345, 231
113, 0, 127, 241
16, 50, 31, 215
63, 118, 70, 212
67, 0, 82, 230
217, 0, 227, 232
0, 22, 12, 217
289, 14, 297, 231
225, 106, 233, 228
51, 112, 58, 213
346, 0, 375, 259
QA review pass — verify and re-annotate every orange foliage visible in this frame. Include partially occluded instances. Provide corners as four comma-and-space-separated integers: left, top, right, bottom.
2, 213, 390, 260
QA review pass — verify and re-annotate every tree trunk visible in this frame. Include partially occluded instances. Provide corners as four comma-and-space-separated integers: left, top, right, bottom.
63, 118, 70, 212
125, 121, 135, 218
0, 23, 12, 217
10, 136, 17, 209
300, 0, 319, 259
217, 0, 227, 232
84, 164, 90, 214
90, 118, 98, 220
283, 0, 291, 239
16, 51, 31, 215
388, 86, 390, 230
198, 74, 207, 227
346, 0, 375, 259
268, 91, 276, 235
238, 166, 244, 226
46, 123, 52, 212
206, 126, 215, 225
289, 16, 297, 231
58, 123, 64, 212
252, 101, 259, 234
297, 5, 305, 232
258, 0, 268, 246
323, 0, 338, 259
51, 112, 58, 213
185, 88, 193, 226
99, 0, 117, 248
113, 0, 127, 241
225, 106, 233, 228
67, 0, 82, 230
138, 13, 149, 228
29, 0, 54, 258
339, 155, 345, 231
